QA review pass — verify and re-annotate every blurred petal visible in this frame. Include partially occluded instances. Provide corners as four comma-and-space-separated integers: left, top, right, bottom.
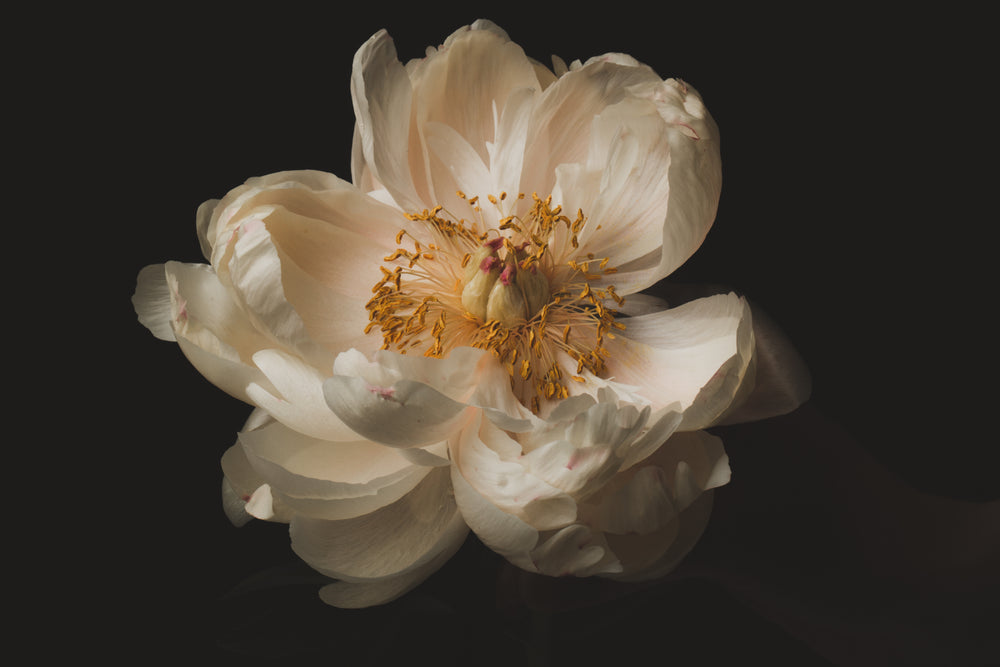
717, 302, 812, 424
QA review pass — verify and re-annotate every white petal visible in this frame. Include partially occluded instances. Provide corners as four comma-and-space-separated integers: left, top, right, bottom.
450, 459, 539, 570
163, 261, 273, 403
605, 293, 754, 429
520, 57, 661, 196
247, 349, 359, 442
238, 419, 428, 521
133, 264, 175, 341
290, 467, 466, 582
451, 414, 577, 530
226, 214, 335, 368
351, 29, 424, 211
323, 375, 470, 449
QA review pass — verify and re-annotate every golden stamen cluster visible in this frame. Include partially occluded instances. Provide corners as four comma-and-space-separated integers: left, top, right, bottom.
364, 193, 625, 412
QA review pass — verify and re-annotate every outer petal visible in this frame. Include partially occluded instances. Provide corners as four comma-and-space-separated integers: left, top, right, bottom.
408, 20, 541, 209
604, 293, 754, 430
290, 467, 468, 608
238, 418, 429, 521
595, 430, 729, 579
351, 29, 424, 212
246, 349, 360, 442
161, 261, 273, 403
132, 264, 175, 341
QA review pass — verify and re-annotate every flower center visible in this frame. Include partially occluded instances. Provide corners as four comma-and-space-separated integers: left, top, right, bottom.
365, 192, 625, 412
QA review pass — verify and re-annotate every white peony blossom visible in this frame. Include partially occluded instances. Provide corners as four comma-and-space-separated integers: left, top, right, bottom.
133, 20, 809, 608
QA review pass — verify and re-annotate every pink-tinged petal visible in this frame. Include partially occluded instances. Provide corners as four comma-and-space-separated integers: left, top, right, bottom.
410, 23, 541, 195
323, 374, 471, 449
133, 264, 175, 342
161, 261, 273, 402
238, 418, 429, 521
246, 349, 360, 442
323, 346, 531, 448
604, 293, 754, 430
290, 467, 466, 583
221, 410, 293, 525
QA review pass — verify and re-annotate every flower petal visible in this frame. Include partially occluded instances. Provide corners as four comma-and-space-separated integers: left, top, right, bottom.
132, 264, 175, 341
717, 302, 812, 424
604, 292, 754, 430
351, 29, 424, 212
162, 261, 272, 402
451, 414, 577, 530
246, 348, 360, 442
323, 374, 470, 449
238, 418, 429, 521
290, 467, 466, 582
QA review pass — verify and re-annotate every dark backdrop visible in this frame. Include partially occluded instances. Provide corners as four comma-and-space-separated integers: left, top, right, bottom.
36, 5, 997, 665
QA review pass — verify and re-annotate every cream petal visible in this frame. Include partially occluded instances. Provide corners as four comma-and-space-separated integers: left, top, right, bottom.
246, 349, 359, 443
226, 214, 335, 369
450, 459, 540, 571
221, 410, 294, 524
411, 22, 540, 178
571, 99, 675, 269
133, 264, 175, 342
237, 418, 429, 522
452, 414, 577, 530
351, 29, 424, 212
290, 467, 466, 582
520, 58, 662, 196
604, 293, 754, 429
208, 170, 356, 266
195, 198, 218, 261
608, 80, 722, 292
487, 85, 537, 197
161, 261, 273, 402
323, 367, 471, 449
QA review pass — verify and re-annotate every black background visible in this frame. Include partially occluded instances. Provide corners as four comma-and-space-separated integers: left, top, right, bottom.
24, 4, 997, 665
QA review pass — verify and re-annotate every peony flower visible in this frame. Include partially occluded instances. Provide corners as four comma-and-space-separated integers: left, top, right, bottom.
133, 20, 809, 608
